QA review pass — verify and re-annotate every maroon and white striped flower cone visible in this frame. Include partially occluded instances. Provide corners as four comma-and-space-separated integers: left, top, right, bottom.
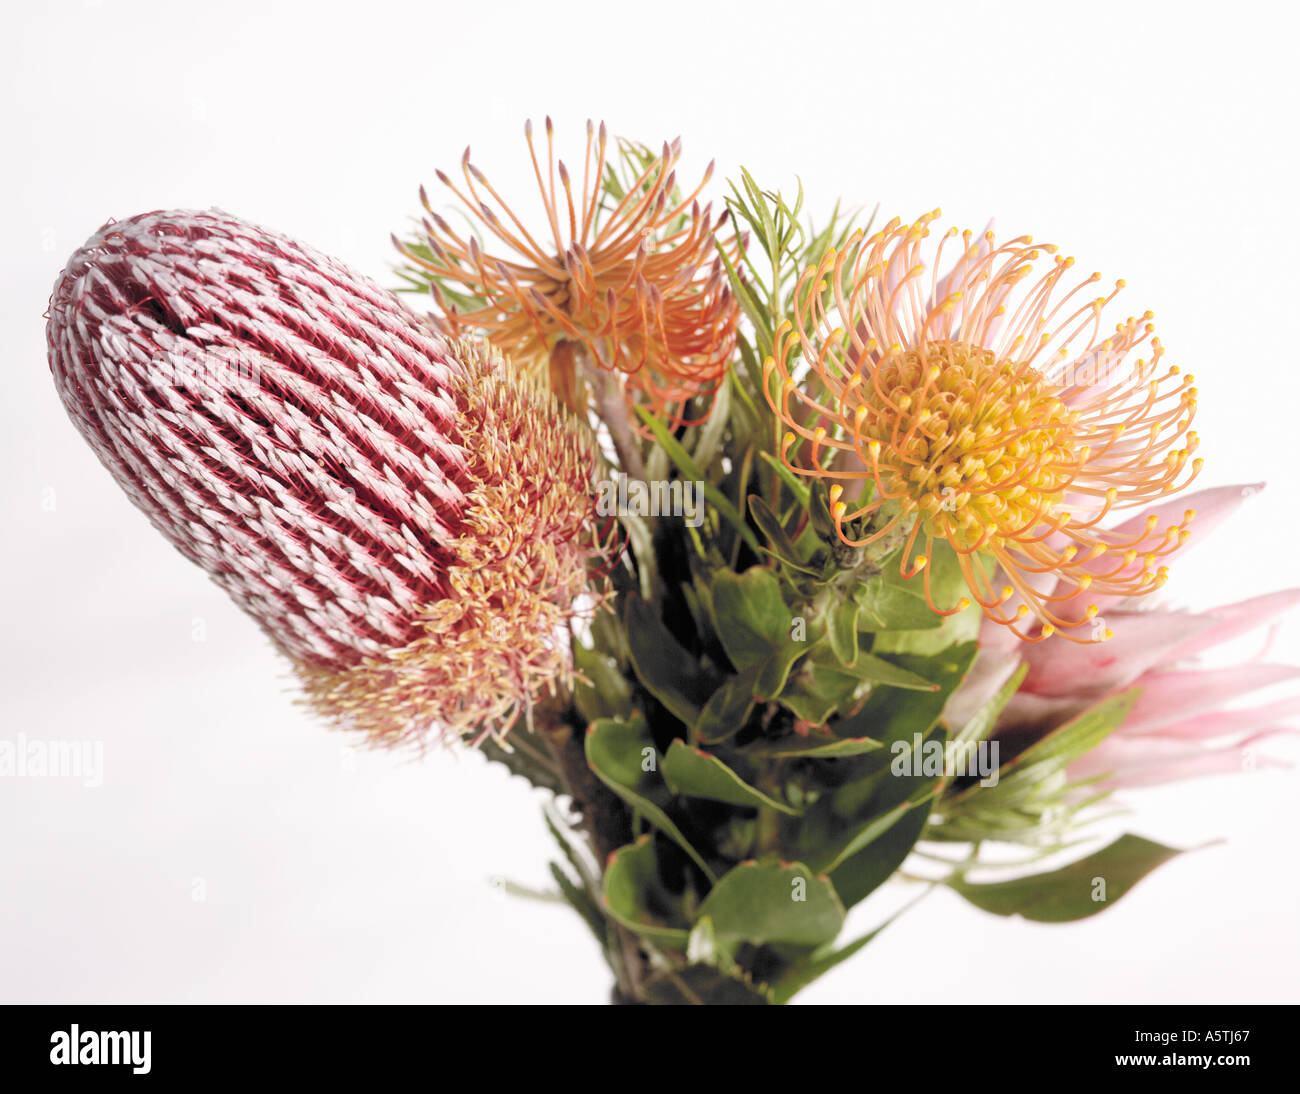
46, 209, 601, 744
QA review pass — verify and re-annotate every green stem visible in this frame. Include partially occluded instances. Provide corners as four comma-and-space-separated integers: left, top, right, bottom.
754, 756, 784, 856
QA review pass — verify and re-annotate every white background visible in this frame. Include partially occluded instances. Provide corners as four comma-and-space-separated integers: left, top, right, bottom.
2, 0, 1297, 1004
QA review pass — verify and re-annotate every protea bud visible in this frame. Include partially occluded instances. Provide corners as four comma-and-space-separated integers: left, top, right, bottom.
46, 209, 601, 744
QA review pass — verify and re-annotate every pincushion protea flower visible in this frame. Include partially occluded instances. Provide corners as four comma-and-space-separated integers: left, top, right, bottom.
395, 118, 740, 427
46, 209, 601, 744
766, 210, 1202, 642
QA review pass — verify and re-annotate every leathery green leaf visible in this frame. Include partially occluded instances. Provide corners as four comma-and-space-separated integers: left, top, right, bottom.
662, 740, 800, 815
947, 835, 1186, 923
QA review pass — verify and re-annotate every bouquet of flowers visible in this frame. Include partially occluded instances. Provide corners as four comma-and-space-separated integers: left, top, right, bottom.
45, 119, 1295, 1004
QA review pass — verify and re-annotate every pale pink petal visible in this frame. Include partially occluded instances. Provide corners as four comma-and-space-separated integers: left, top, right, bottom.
1051, 483, 1265, 611
1123, 663, 1300, 734
1138, 695, 1300, 741
1070, 730, 1293, 790
1020, 609, 1216, 698
1163, 588, 1300, 664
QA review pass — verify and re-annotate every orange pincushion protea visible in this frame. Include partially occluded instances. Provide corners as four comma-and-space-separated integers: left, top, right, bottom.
766, 210, 1202, 642
396, 118, 740, 426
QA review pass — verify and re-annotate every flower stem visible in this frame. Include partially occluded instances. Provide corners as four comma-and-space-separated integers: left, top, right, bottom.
566, 342, 646, 480
755, 759, 785, 856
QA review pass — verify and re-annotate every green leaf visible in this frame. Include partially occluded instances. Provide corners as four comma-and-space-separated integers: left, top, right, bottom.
632, 405, 759, 554
808, 481, 839, 542
662, 740, 800, 815
855, 580, 942, 631
862, 542, 992, 642
696, 860, 845, 953
951, 688, 1138, 811
730, 343, 764, 428
710, 567, 791, 671
742, 735, 883, 760
883, 538, 969, 606
829, 797, 933, 908
573, 642, 632, 722
834, 642, 977, 746
602, 836, 690, 943
717, 239, 772, 337
749, 494, 817, 574
774, 632, 937, 728
827, 597, 859, 666
1010, 689, 1139, 771
624, 596, 717, 727
740, 168, 782, 263
693, 669, 758, 744
814, 745, 942, 877
543, 800, 600, 892
618, 508, 657, 600
801, 681, 965, 877
756, 642, 806, 701
758, 451, 811, 507
947, 834, 1185, 923
550, 862, 608, 948
770, 919, 890, 1005
937, 687, 1137, 846
779, 645, 866, 725
478, 734, 565, 794
873, 602, 983, 656
789, 645, 973, 881
584, 715, 716, 882
845, 651, 940, 691
690, 370, 731, 470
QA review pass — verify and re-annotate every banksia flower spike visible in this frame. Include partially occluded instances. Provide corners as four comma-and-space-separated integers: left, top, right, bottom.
396, 118, 740, 430
47, 210, 602, 745
766, 210, 1202, 642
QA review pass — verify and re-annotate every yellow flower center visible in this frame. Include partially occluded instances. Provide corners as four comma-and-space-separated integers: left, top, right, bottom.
861, 341, 1077, 551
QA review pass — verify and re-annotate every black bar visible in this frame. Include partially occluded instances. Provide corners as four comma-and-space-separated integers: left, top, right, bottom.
0, 1004, 1288, 1082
